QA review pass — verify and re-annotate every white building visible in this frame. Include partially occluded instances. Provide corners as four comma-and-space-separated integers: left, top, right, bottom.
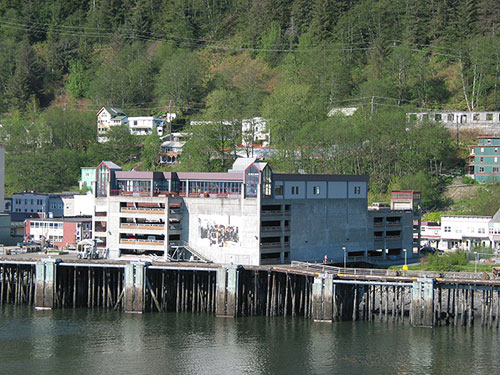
160, 133, 187, 164
91, 159, 419, 265
62, 194, 95, 217
328, 107, 358, 117
97, 107, 128, 142
128, 116, 164, 136
192, 117, 270, 147
439, 215, 492, 251
242, 117, 269, 146
407, 111, 500, 135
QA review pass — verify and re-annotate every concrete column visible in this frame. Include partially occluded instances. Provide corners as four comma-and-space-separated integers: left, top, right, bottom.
312, 274, 333, 322
35, 259, 57, 310
124, 262, 146, 313
216, 266, 239, 317
410, 278, 435, 327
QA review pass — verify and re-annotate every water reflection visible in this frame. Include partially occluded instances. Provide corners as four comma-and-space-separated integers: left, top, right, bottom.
1, 306, 500, 375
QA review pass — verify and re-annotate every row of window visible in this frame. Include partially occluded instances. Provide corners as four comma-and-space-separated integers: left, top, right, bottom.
14, 199, 45, 206
478, 157, 499, 162
477, 147, 499, 153
416, 113, 500, 122
184, 181, 242, 195
478, 167, 499, 173
30, 222, 64, 229
443, 226, 486, 234
285, 185, 361, 196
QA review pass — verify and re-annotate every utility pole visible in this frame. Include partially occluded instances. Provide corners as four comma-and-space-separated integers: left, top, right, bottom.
370, 96, 375, 118
168, 100, 173, 141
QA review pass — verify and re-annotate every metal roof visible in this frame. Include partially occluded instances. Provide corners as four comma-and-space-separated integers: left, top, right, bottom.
115, 171, 154, 179
273, 174, 369, 182
176, 172, 243, 181
102, 161, 121, 170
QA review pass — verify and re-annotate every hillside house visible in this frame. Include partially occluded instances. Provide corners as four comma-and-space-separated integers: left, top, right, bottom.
97, 107, 128, 142
467, 136, 500, 183
160, 133, 187, 164
128, 116, 164, 136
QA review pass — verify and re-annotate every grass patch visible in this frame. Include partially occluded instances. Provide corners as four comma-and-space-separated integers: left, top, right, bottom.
390, 251, 495, 272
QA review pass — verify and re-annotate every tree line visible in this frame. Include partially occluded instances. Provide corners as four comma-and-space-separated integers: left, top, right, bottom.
0, 0, 497, 210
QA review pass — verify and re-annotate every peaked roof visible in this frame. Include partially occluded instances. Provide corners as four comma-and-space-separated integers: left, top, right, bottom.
97, 106, 127, 118
100, 161, 122, 170
228, 158, 257, 173
492, 208, 500, 222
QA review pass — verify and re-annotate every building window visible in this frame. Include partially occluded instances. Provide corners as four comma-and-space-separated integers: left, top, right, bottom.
274, 185, 283, 196
444, 226, 451, 232
493, 167, 499, 173
487, 114, 493, 121
354, 186, 361, 194
291, 186, 299, 195
313, 186, 320, 195
480, 157, 484, 162
473, 113, 480, 121
495, 148, 498, 153
495, 157, 498, 163
479, 167, 485, 173
480, 148, 484, 153
447, 114, 454, 122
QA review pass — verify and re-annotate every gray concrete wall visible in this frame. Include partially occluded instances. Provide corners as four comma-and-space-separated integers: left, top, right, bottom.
286, 197, 369, 262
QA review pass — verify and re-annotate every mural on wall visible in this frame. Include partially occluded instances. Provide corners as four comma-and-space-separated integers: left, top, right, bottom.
198, 215, 239, 247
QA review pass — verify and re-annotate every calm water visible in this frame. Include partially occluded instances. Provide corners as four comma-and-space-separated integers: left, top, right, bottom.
0, 306, 499, 375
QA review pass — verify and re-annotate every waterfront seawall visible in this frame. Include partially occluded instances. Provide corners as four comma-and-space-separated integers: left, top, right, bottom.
2, 258, 500, 328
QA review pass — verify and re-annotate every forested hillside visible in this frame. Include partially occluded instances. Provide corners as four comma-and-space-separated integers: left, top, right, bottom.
0, 0, 498, 209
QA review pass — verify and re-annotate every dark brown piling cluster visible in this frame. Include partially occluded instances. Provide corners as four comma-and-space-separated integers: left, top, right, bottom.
236, 270, 315, 317
433, 285, 500, 328
2, 261, 500, 328
0, 264, 35, 305
144, 269, 217, 313
54, 266, 125, 309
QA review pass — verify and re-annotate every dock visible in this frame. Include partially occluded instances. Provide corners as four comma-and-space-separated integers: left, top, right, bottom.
1, 254, 500, 328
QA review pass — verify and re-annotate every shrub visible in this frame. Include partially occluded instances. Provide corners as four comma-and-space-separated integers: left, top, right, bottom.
426, 251, 468, 271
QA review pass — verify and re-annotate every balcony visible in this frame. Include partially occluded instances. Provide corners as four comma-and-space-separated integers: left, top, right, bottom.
120, 239, 164, 246
94, 225, 106, 232
111, 189, 179, 197
385, 236, 401, 240
260, 242, 285, 249
386, 222, 401, 226
120, 223, 165, 230
121, 207, 165, 214
261, 226, 282, 232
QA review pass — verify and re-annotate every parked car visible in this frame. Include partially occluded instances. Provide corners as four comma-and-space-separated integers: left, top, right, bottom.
420, 246, 437, 255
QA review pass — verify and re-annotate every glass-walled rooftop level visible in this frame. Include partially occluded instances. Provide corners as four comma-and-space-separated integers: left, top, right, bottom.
110, 178, 243, 198
180, 180, 242, 197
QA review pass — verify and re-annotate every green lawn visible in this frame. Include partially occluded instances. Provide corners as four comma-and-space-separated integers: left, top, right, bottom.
388, 252, 497, 272
390, 263, 494, 272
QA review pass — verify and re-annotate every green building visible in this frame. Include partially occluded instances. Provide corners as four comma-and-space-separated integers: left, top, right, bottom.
468, 137, 500, 183
79, 167, 96, 192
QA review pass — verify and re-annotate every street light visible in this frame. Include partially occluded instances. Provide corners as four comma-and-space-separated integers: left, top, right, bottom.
474, 251, 478, 273
342, 246, 347, 269
403, 248, 408, 271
